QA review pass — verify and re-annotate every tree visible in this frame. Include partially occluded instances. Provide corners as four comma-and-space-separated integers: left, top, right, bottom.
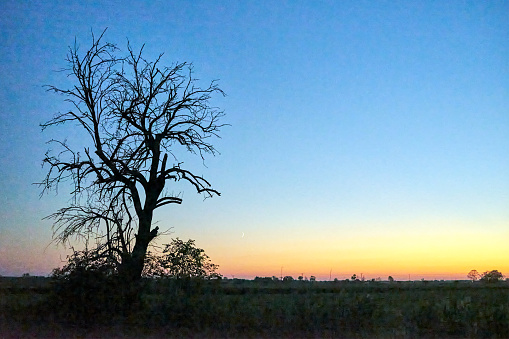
39, 30, 226, 287
282, 276, 294, 282
467, 269, 480, 282
480, 270, 504, 283
388, 276, 394, 282
143, 238, 220, 279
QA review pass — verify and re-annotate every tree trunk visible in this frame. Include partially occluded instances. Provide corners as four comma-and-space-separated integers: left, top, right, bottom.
117, 213, 157, 313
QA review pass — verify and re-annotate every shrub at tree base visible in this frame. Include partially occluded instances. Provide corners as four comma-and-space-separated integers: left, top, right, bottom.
47, 238, 221, 325
48, 250, 131, 325
143, 238, 221, 279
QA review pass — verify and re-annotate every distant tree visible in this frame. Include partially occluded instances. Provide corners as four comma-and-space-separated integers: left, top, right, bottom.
298, 275, 303, 281
467, 269, 480, 282
143, 238, 221, 279
480, 270, 504, 283
309, 275, 316, 282
283, 276, 294, 282
39, 29, 226, 292
351, 274, 357, 281
388, 276, 394, 282
22, 273, 30, 278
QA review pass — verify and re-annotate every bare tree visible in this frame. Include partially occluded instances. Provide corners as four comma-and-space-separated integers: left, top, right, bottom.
467, 269, 480, 282
39, 30, 226, 286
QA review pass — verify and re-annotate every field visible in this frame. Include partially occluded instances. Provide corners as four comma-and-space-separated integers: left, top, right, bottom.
1, 276, 508, 338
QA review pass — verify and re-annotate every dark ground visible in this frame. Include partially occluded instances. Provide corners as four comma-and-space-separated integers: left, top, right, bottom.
1, 277, 508, 338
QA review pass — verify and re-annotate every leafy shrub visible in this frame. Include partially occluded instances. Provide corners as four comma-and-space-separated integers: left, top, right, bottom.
144, 238, 221, 279
48, 249, 126, 325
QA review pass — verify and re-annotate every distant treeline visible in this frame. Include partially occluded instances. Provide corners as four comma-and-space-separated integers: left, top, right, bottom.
2, 275, 507, 293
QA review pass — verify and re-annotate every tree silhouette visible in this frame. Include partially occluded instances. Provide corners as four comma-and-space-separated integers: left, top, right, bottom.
480, 270, 504, 283
283, 276, 294, 282
467, 269, 480, 282
39, 30, 226, 289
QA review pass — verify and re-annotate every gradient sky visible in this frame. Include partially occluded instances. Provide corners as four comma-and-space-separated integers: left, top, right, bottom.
0, 1, 508, 280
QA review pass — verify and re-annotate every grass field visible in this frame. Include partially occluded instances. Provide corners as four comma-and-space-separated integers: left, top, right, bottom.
1, 277, 508, 338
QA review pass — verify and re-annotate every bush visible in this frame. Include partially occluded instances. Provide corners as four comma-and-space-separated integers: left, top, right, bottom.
47, 249, 129, 325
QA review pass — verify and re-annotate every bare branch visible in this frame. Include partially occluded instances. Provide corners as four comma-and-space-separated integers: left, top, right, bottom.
40, 29, 226, 282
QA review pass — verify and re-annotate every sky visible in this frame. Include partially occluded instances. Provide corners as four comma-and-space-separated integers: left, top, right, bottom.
0, 0, 508, 280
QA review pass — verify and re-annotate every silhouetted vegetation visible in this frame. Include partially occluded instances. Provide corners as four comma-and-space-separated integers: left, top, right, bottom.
45, 238, 219, 324
468, 269, 481, 281
2, 275, 509, 338
480, 270, 504, 283
143, 238, 221, 279
39, 29, 226, 297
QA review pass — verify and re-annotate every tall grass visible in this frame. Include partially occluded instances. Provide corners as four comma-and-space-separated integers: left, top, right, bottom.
1, 277, 508, 338
139, 280, 509, 337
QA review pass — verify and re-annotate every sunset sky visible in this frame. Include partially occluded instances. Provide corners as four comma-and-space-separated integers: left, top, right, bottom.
0, 1, 507, 280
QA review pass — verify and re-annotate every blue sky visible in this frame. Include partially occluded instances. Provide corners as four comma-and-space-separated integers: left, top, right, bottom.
0, 1, 508, 279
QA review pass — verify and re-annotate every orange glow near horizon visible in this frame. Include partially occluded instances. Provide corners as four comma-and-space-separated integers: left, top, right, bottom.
208, 221, 509, 281
2, 218, 507, 280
